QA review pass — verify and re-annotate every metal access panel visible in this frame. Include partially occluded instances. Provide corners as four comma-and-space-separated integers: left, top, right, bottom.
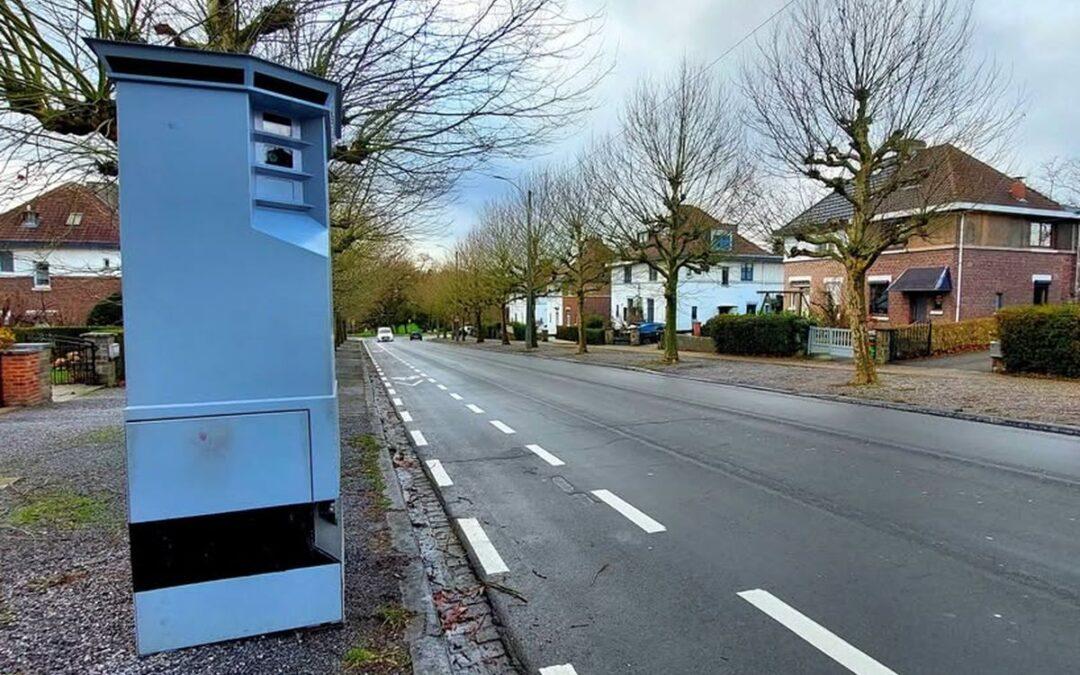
88, 39, 344, 655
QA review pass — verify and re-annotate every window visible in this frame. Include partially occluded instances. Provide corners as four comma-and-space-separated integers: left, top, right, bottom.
740, 262, 754, 282
869, 281, 889, 316
1033, 281, 1050, 305
712, 231, 733, 251
931, 295, 944, 314
691, 306, 698, 321
262, 145, 294, 168
66, 212, 83, 226
33, 262, 50, 289
103, 257, 111, 269
1029, 222, 1053, 248
260, 111, 294, 137
623, 265, 632, 283
646, 298, 655, 322
0, 250, 12, 273
721, 267, 730, 286
21, 210, 39, 228
746, 303, 757, 314
648, 267, 658, 281
995, 292, 1004, 310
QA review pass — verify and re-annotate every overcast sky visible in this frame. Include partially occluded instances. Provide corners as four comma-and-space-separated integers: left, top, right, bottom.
422, 0, 1080, 258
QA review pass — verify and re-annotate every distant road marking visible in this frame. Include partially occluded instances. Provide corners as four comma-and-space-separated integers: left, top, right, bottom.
409, 430, 428, 446
437, 384, 448, 391
456, 518, 509, 575
387, 388, 396, 395
466, 404, 485, 414
400, 411, 413, 422
489, 420, 515, 434
539, 666, 578, 675
393, 397, 403, 406
426, 378, 437, 383
737, 589, 896, 675
526, 444, 565, 467
450, 393, 463, 400
591, 490, 666, 533
420, 372, 428, 377
426, 459, 453, 487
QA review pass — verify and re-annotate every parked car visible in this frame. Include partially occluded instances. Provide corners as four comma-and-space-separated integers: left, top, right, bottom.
376, 326, 394, 342
635, 322, 664, 344
410, 331, 423, 341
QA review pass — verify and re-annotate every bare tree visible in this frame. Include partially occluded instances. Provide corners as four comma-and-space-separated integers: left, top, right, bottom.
597, 59, 752, 364
550, 152, 612, 353
744, 0, 1017, 385
0, 0, 606, 253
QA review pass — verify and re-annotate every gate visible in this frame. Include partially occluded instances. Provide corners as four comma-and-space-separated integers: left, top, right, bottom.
808, 326, 854, 358
887, 321, 932, 361
41, 335, 99, 385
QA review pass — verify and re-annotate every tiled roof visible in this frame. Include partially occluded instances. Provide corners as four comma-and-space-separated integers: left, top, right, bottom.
646, 205, 777, 259
784, 144, 1074, 232
0, 182, 119, 247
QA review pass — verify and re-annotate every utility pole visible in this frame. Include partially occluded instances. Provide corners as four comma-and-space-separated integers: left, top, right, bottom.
524, 188, 535, 350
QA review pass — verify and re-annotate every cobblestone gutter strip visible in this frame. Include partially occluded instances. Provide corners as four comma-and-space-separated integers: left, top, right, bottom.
361, 343, 518, 674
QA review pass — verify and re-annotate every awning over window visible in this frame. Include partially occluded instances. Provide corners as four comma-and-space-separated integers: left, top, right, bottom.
887, 266, 952, 293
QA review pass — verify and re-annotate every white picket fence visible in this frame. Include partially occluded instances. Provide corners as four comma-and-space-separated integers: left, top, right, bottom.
807, 326, 853, 358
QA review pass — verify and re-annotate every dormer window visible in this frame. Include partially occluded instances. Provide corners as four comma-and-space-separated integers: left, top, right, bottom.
712, 231, 732, 251
21, 209, 39, 228
66, 212, 83, 226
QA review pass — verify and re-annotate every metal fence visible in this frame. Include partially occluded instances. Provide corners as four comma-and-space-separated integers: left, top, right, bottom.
807, 326, 854, 358
41, 335, 99, 385
886, 321, 932, 361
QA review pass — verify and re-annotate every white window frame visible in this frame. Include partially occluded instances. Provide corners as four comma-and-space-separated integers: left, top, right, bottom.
33, 261, 50, 290
1029, 222, 1053, 248
66, 212, 83, 226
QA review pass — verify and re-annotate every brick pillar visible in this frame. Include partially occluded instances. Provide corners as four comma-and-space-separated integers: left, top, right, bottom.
1, 344, 52, 406
81, 332, 118, 386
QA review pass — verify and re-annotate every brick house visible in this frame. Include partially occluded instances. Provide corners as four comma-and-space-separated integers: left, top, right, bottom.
0, 183, 121, 325
781, 144, 1080, 325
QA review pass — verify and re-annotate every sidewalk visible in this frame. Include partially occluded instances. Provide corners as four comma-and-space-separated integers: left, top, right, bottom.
446, 338, 1080, 432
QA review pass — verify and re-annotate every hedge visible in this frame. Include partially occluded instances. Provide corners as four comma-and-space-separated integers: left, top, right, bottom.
997, 304, 1080, 378
929, 317, 997, 355
705, 313, 815, 356
510, 322, 526, 341
556, 325, 606, 345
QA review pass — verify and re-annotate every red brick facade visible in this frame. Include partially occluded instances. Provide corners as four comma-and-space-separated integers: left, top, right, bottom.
0, 276, 121, 326
0, 347, 51, 406
561, 293, 612, 326
784, 246, 1077, 325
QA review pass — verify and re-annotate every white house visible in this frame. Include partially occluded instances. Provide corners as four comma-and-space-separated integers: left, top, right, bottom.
507, 292, 563, 333
609, 223, 783, 331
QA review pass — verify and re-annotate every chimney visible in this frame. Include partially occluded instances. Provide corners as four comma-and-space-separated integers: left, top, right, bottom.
1009, 177, 1027, 202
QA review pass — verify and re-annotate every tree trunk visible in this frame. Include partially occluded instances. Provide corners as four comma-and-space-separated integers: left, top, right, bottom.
475, 309, 485, 343
526, 290, 537, 349
501, 303, 510, 345
576, 289, 587, 354
844, 267, 877, 385
662, 274, 679, 363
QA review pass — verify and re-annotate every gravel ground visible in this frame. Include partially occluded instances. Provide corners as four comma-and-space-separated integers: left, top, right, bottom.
0, 345, 409, 675
445, 338, 1080, 430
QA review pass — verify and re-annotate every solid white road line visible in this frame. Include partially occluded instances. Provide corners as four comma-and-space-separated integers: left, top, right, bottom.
425, 459, 453, 487
591, 489, 666, 533
437, 384, 448, 391
539, 665, 578, 675
737, 589, 897, 675
489, 420, 516, 434
400, 411, 413, 422
456, 518, 509, 575
409, 430, 428, 447
525, 444, 565, 467
393, 397, 404, 406
450, 393, 463, 400
466, 404, 485, 414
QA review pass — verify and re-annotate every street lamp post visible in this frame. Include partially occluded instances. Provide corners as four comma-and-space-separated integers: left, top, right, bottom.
493, 175, 536, 350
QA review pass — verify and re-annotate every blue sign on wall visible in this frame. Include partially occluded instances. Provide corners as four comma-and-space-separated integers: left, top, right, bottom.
88, 39, 344, 655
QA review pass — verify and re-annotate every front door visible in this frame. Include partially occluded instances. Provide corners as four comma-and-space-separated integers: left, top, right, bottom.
646, 298, 655, 323
909, 294, 928, 322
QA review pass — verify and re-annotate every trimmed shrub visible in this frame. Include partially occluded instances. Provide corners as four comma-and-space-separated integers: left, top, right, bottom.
705, 313, 816, 356
997, 304, 1080, 377
584, 314, 605, 329
510, 322, 526, 341
556, 325, 577, 342
556, 325, 606, 345
929, 317, 996, 355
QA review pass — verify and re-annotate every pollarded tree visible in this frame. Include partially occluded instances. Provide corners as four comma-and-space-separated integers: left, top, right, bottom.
598, 59, 753, 364
744, 0, 1016, 385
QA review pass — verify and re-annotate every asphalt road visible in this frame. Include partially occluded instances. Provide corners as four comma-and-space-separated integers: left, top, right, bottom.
362, 338, 1080, 675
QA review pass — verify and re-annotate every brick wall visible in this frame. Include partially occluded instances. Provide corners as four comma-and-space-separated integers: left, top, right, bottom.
783, 247, 1077, 325
560, 294, 611, 326
0, 276, 121, 326
1, 346, 51, 406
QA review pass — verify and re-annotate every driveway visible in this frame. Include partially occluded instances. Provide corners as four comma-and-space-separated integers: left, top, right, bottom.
902, 349, 992, 372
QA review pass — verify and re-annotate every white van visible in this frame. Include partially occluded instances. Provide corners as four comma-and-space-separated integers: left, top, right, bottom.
376, 327, 394, 342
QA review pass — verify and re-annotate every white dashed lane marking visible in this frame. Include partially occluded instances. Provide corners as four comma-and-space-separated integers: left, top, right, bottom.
425, 459, 453, 487
409, 430, 428, 446
489, 420, 515, 434
387, 388, 396, 395
393, 397, 403, 406
400, 411, 413, 422
450, 393, 463, 400
526, 444, 565, 467
591, 489, 666, 533
539, 666, 578, 675
437, 384, 448, 390
466, 404, 485, 414
427, 378, 437, 383
456, 518, 509, 575
737, 589, 897, 675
